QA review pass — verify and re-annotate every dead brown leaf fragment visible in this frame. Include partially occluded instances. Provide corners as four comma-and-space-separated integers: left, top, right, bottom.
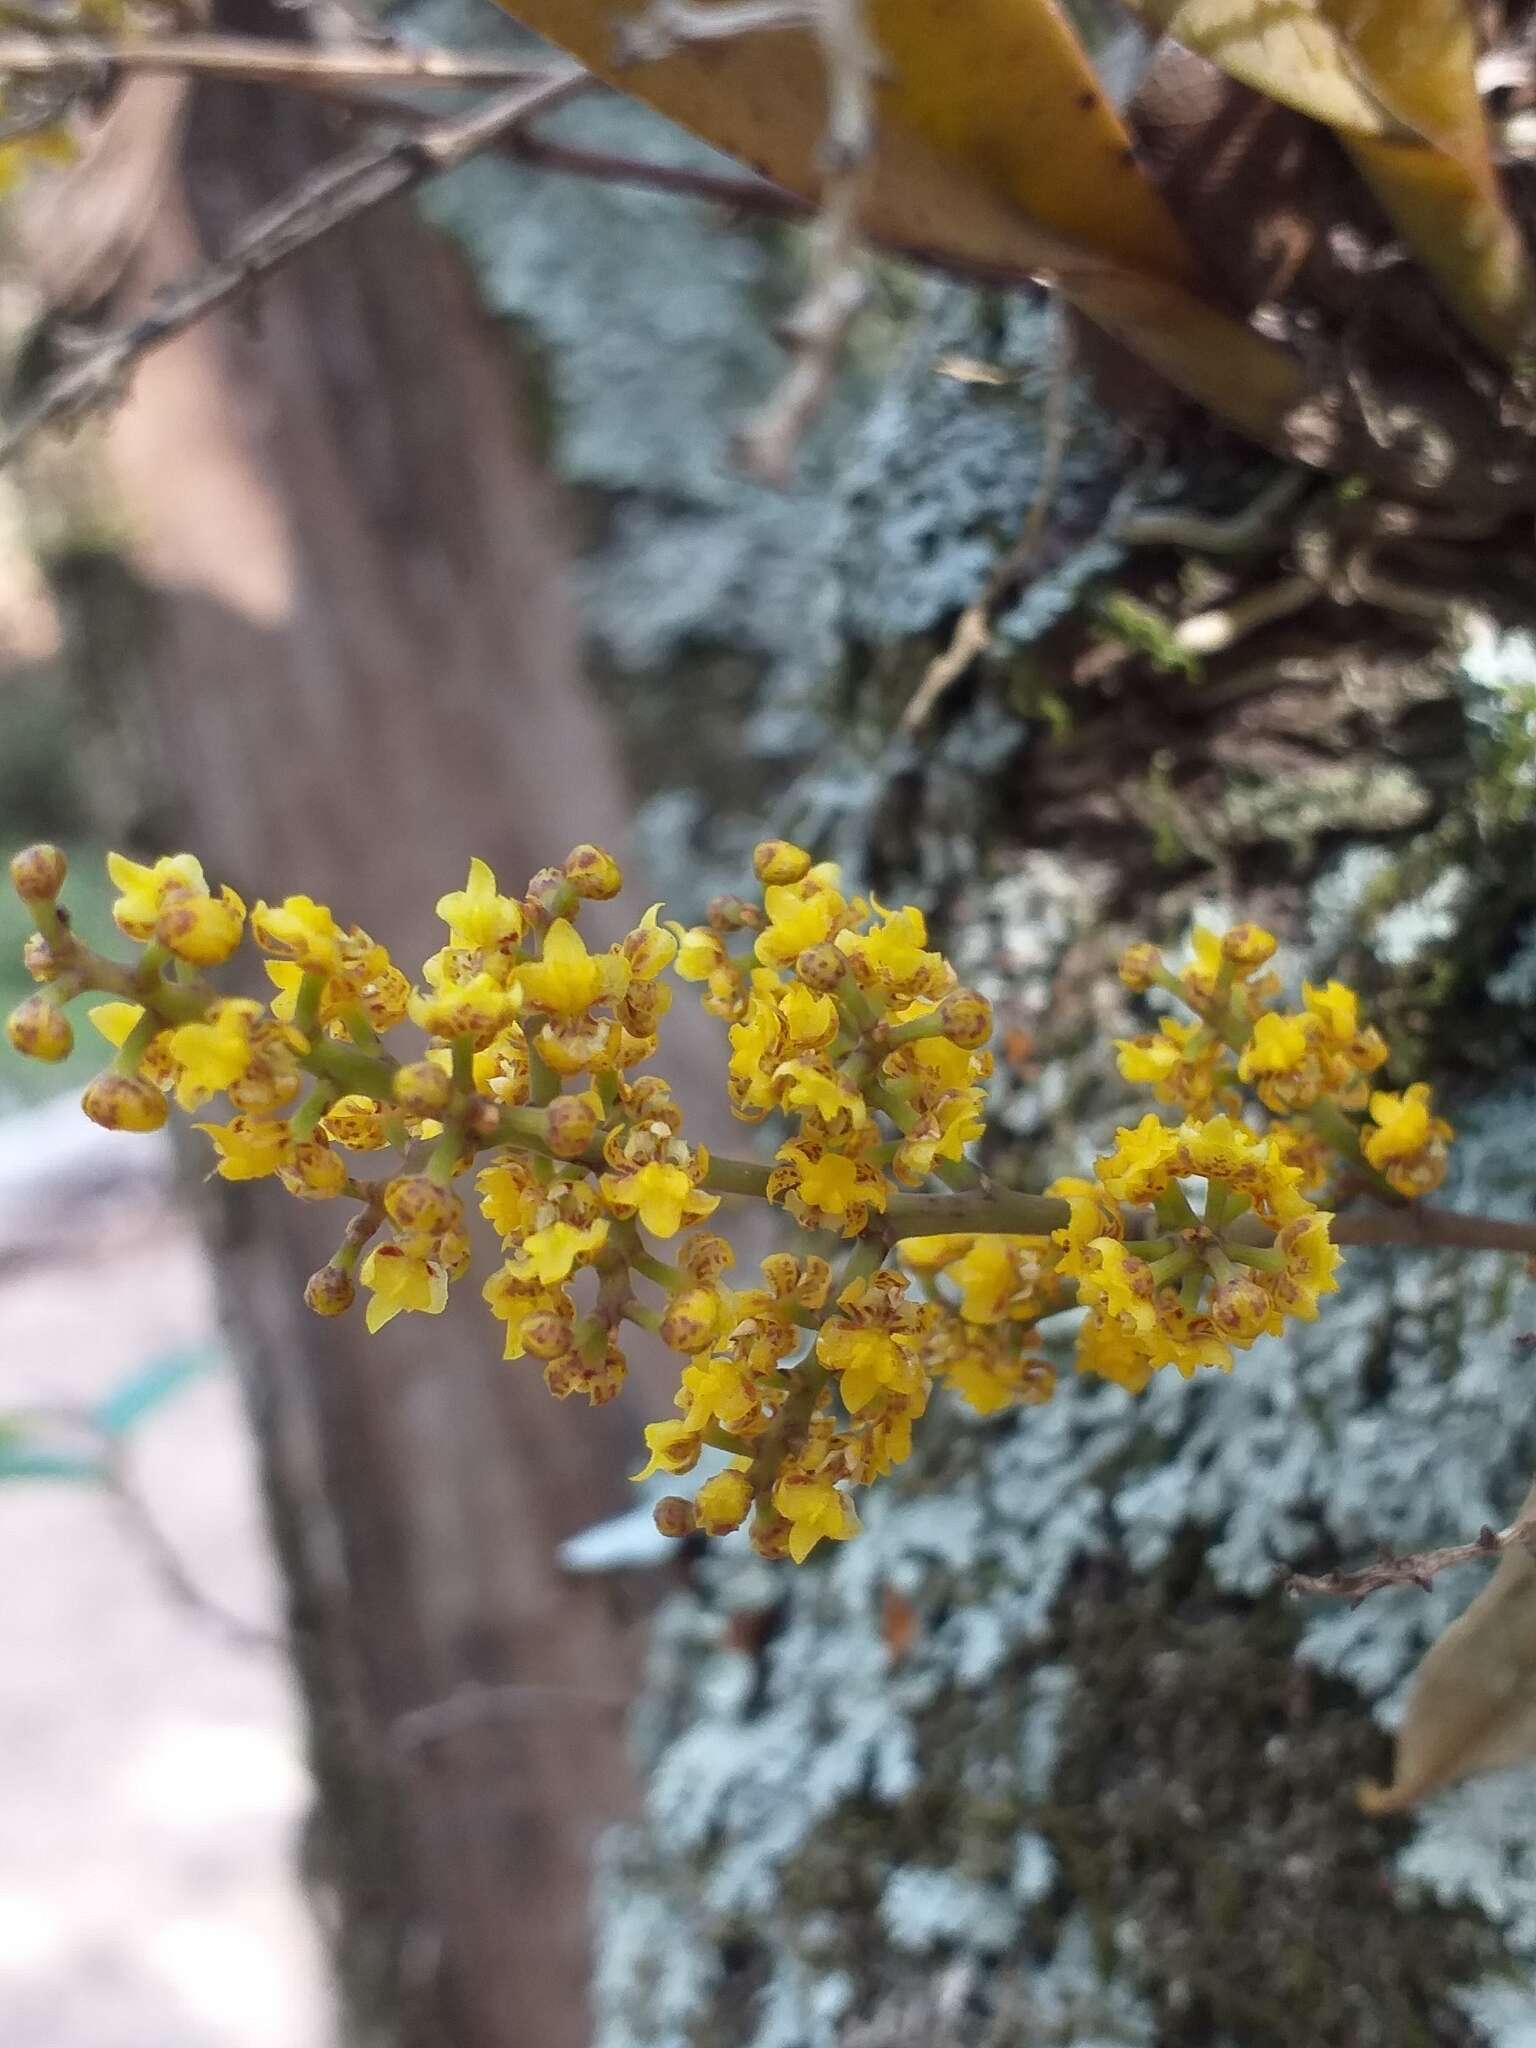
1361, 1481, 1536, 1814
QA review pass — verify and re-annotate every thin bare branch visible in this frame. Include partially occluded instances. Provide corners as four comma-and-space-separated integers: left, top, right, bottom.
391, 1678, 629, 1753
617, 0, 815, 64
901, 304, 1076, 733
5, 1402, 280, 1650
497, 130, 1051, 299
0, 31, 556, 98
1113, 468, 1312, 554
1330, 1204, 1536, 1257
1285, 1511, 1536, 1605
732, 0, 878, 484
102, 1443, 283, 1653
1172, 572, 1320, 657
502, 127, 811, 218
0, 65, 588, 466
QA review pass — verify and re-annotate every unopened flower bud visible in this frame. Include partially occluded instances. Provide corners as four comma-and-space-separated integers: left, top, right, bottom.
22, 932, 61, 982
228, 1066, 302, 1114
304, 1265, 356, 1317
9, 843, 67, 904
795, 942, 845, 992
679, 1229, 735, 1283
619, 979, 669, 1037
653, 1495, 698, 1540
562, 844, 623, 900
279, 1139, 349, 1202
7, 993, 73, 1062
393, 1060, 452, 1116
82, 1072, 168, 1133
752, 840, 811, 886
1222, 923, 1277, 972
547, 1092, 599, 1159
707, 894, 764, 933
384, 1175, 462, 1238
748, 1504, 793, 1560
694, 1468, 754, 1536
525, 866, 576, 921
1209, 1273, 1272, 1341
521, 1311, 577, 1360
937, 988, 993, 1050
1118, 942, 1162, 992
156, 885, 245, 967
463, 1096, 503, 1143
659, 1285, 721, 1354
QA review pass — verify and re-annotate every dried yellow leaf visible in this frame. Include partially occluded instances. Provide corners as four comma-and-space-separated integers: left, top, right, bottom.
1131, 0, 1536, 360
492, 0, 1306, 443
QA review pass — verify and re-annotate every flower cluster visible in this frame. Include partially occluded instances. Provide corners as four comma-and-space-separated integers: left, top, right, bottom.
5, 839, 1462, 1564
678, 840, 993, 1226
1115, 923, 1449, 1201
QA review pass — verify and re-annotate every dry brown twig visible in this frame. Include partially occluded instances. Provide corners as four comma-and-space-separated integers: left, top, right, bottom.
0, 31, 555, 99
584, 0, 881, 484
900, 303, 1075, 733
390, 1677, 630, 1754
1285, 1509, 1536, 1605
7, 1401, 281, 1651
1, 0, 891, 476
621, 0, 880, 481
0, 64, 589, 466
615, 0, 818, 64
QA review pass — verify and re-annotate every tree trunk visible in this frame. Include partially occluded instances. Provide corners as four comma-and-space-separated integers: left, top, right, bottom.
403, 47, 1536, 2048
33, 45, 665, 2048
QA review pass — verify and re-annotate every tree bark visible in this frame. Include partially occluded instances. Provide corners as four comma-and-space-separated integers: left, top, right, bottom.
37, 52, 660, 2048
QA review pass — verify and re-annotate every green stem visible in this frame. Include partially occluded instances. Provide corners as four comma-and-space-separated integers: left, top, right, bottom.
630, 1249, 680, 1290
112, 1009, 163, 1077
293, 970, 325, 1043
702, 1426, 752, 1457
426, 1121, 466, 1186
291, 1084, 336, 1142
1149, 1248, 1195, 1286
342, 1003, 380, 1051
701, 1152, 774, 1200
451, 1034, 474, 1094
527, 1043, 560, 1107
303, 1039, 397, 1097
878, 1011, 947, 1049
880, 1186, 1071, 1238
1227, 1242, 1285, 1272
838, 1234, 887, 1293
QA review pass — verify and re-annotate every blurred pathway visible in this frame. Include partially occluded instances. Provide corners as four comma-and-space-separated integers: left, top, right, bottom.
0, 1103, 334, 2048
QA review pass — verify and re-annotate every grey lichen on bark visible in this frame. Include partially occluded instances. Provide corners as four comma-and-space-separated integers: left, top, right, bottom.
412, 37, 1536, 2046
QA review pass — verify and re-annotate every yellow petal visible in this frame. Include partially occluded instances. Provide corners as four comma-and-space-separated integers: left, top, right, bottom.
88, 1001, 145, 1049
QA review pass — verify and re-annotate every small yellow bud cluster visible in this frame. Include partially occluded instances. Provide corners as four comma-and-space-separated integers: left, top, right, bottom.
1114, 924, 1450, 1201
674, 852, 993, 1224
2, 842, 1469, 1566
1052, 1114, 1341, 1383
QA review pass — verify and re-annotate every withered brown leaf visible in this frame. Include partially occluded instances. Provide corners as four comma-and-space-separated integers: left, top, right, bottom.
1361, 1481, 1536, 1815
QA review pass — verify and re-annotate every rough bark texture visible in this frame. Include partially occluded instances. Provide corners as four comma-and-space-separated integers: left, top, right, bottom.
402, 21, 1536, 2046
29, 35, 679, 2048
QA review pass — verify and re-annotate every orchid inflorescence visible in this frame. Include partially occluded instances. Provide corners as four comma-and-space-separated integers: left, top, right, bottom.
6, 837, 1457, 1563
